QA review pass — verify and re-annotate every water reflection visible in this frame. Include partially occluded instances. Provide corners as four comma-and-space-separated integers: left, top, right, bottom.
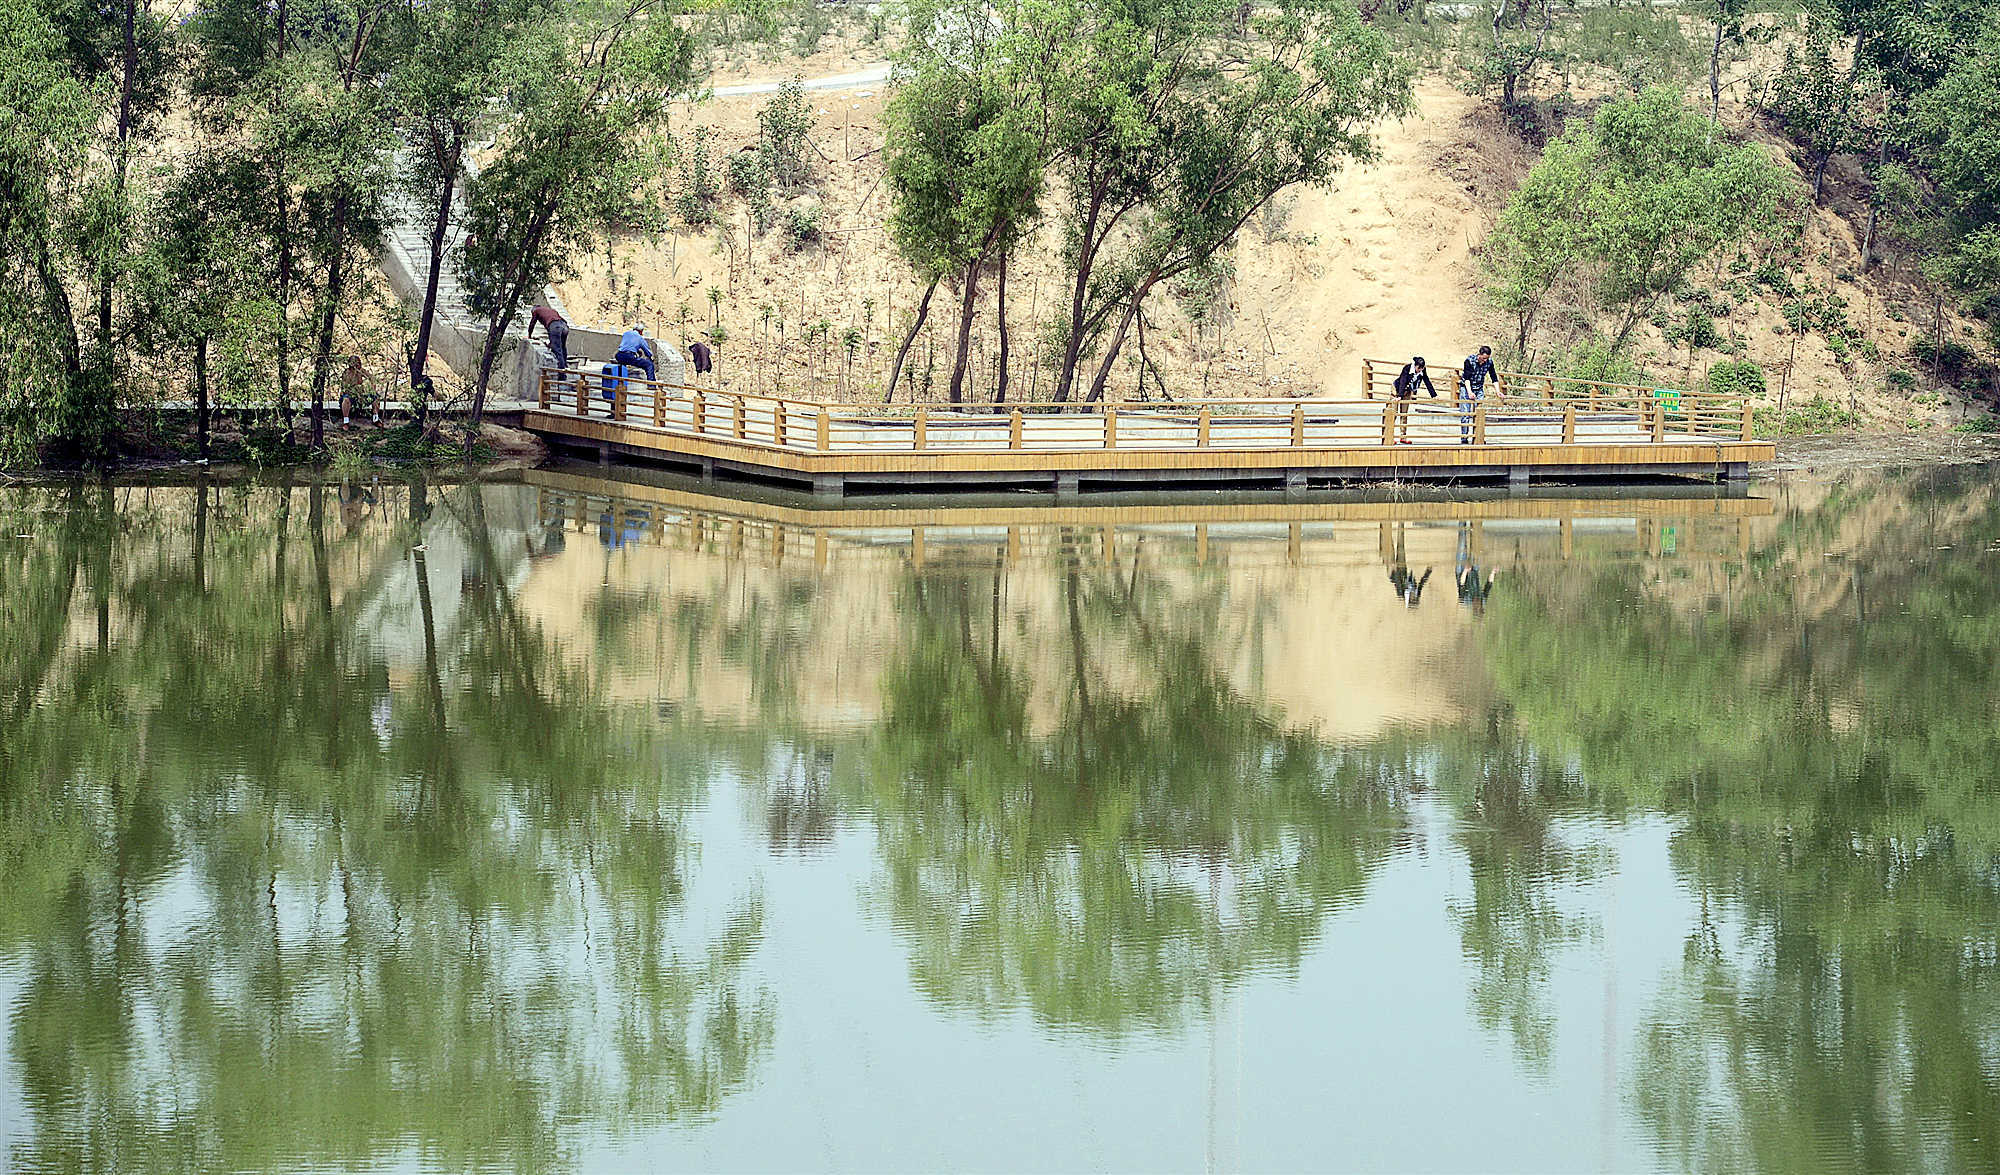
2, 466, 1995, 1172
0, 478, 770, 1173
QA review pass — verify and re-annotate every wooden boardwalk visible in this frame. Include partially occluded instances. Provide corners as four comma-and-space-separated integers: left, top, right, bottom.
520, 360, 1774, 498
525, 468, 1773, 570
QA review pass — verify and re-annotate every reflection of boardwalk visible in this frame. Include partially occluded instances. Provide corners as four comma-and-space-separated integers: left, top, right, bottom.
526, 468, 1772, 572
521, 368, 1774, 497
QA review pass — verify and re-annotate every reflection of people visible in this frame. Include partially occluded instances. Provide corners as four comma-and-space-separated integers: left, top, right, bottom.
525, 523, 567, 561
1389, 565, 1431, 609
616, 324, 656, 382
1392, 355, 1435, 445
1458, 345, 1502, 444
337, 478, 377, 530
339, 356, 367, 427
1455, 522, 1495, 614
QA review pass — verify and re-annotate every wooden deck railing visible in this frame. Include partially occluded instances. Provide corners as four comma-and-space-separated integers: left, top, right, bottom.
536, 363, 1757, 453
1359, 357, 1753, 441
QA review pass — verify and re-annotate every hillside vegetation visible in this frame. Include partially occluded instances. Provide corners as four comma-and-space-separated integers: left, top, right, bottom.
4, 0, 1999, 464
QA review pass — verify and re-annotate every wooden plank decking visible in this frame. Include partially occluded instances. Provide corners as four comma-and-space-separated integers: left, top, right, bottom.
521, 361, 1775, 497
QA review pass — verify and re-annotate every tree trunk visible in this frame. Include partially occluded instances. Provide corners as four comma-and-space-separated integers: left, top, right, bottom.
994, 254, 1010, 405
308, 194, 351, 452
1054, 185, 1107, 403
275, 181, 295, 431
1086, 279, 1159, 404
194, 335, 210, 460
410, 139, 461, 391
99, 0, 139, 358
886, 278, 938, 401
1708, 22, 1724, 130
948, 254, 986, 405
1813, 152, 1829, 202
469, 203, 556, 436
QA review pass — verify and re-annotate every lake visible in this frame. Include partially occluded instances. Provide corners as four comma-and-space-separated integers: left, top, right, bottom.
0, 465, 1994, 1173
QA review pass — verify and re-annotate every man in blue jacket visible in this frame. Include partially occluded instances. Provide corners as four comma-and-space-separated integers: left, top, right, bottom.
616, 324, 656, 382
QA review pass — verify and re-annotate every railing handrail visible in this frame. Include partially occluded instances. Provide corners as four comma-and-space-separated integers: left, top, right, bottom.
536, 362, 1759, 450
543, 368, 1752, 415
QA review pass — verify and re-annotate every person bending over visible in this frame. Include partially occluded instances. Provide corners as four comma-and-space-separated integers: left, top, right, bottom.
615, 324, 656, 382
1392, 355, 1435, 444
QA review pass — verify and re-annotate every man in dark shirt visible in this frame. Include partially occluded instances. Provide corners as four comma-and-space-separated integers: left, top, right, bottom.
1458, 345, 1502, 444
1392, 356, 1435, 444
528, 304, 569, 372
689, 340, 713, 376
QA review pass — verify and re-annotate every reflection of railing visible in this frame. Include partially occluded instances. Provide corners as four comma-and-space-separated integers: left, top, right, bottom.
1357, 357, 1753, 442
537, 365, 1757, 452
531, 476, 1765, 571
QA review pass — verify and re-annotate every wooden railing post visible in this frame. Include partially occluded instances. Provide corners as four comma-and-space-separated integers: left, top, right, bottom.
1381, 400, 1396, 446
1009, 409, 1023, 449
816, 406, 830, 451
538, 368, 550, 409
1740, 400, 1754, 442
1104, 406, 1118, 449
1291, 402, 1305, 447
1362, 359, 1374, 399
732, 396, 746, 440
914, 406, 928, 451
773, 398, 787, 447
612, 379, 626, 422
692, 389, 705, 435
1473, 405, 1487, 445
1650, 399, 1665, 442
653, 387, 666, 428
1197, 406, 1211, 447
1561, 401, 1576, 444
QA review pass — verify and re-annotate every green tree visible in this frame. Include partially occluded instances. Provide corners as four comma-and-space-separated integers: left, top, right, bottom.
885, 28, 1046, 404
458, 0, 696, 434
1769, 12, 1876, 201
1485, 87, 1794, 358
0, 2, 100, 462
389, 0, 540, 399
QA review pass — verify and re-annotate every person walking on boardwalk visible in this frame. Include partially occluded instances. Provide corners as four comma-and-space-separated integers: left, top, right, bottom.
1458, 346, 1502, 444
1392, 356, 1435, 444
616, 324, 656, 382
529, 304, 569, 372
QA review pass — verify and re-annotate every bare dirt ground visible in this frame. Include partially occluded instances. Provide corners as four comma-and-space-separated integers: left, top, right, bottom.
1767, 432, 2000, 473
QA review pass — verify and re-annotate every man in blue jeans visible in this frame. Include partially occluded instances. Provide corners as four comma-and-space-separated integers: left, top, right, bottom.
615, 324, 656, 382
1458, 345, 1502, 443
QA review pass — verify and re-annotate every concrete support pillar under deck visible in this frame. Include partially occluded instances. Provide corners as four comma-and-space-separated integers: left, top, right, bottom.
1507, 467, 1530, 490
812, 473, 845, 501
1055, 472, 1081, 497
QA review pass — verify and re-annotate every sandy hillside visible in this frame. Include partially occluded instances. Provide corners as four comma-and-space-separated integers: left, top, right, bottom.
547, 33, 1993, 430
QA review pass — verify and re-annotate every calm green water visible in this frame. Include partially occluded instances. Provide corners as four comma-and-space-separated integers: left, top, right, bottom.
0, 467, 1996, 1174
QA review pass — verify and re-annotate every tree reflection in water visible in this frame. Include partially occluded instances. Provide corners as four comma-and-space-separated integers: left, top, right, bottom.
0, 479, 771, 1175
1476, 466, 2000, 1173
850, 538, 1414, 1035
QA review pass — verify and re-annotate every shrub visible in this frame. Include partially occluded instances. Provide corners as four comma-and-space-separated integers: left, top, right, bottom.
727, 148, 770, 200
1555, 337, 1646, 387
1886, 367, 1917, 392
758, 79, 814, 193
1706, 360, 1767, 399
673, 128, 720, 227
783, 203, 823, 248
